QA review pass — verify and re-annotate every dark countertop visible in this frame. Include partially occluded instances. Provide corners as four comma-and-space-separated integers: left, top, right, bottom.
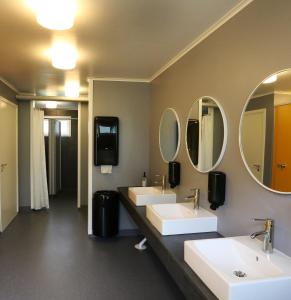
118, 187, 221, 300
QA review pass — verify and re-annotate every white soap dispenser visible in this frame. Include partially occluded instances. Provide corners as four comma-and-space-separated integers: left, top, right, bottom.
141, 172, 147, 187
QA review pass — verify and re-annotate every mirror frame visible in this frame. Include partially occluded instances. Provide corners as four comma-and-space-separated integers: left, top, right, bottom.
239, 69, 291, 194
185, 96, 228, 173
159, 108, 181, 163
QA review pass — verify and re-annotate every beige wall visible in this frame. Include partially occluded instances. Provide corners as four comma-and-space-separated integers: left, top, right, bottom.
150, 0, 291, 255
80, 103, 88, 205
92, 81, 151, 230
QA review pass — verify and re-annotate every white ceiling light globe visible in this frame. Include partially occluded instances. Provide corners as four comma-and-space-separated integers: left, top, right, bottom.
36, 0, 76, 30
263, 74, 277, 84
51, 41, 77, 70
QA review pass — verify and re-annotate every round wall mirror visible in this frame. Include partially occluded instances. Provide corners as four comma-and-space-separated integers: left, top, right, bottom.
240, 69, 291, 194
186, 96, 227, 173
159, 108, 181, 162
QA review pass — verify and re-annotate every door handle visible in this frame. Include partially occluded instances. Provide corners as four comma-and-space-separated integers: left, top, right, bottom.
253, 164, 261, 172
0, 163, 7, 172
277, 163, 286, 170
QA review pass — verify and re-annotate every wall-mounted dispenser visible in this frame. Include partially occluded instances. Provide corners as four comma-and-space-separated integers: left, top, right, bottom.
208, 171, 225, 210
94, 116, 119, 166
168, 161, 180, 188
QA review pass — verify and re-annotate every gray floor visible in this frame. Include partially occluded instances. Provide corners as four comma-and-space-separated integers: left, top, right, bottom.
0, 193, 185, 300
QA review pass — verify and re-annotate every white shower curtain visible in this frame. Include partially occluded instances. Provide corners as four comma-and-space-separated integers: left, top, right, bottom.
31, 109, 49, 210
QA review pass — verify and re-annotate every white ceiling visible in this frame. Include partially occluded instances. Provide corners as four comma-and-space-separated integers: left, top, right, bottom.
0, 0, 250, 96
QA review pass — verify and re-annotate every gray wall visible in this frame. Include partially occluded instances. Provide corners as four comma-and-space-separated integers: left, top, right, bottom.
150, 0, 291, 255
18, 101, 31, 206
80, 103, 88, 206
246, 94, 274, 186
92, 81, 151, 230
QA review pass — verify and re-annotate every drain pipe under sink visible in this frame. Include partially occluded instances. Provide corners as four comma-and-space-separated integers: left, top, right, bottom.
135, 237, 147, 250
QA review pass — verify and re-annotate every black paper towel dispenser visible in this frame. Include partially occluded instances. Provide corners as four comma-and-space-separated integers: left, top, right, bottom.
94, 116, 119, 166
168, 162, 180, 188
208, 171, 225, 210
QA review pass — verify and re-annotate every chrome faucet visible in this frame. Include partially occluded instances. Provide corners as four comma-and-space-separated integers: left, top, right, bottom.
250, 218, 274, 253
154, 174, 166, 191
185, 188, 200, 210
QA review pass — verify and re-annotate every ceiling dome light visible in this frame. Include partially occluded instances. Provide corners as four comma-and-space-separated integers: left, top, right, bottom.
46, 101, 58, 109
51, 41, 77, 70
263, 74, 277, 84
36, 0, 76, 30
65, 81, 80, 97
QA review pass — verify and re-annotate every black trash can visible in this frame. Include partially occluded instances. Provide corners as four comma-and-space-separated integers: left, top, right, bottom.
93, 190, 119, 237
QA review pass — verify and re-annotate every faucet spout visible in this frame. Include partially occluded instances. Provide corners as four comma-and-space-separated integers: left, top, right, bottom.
185, 188, 200, 210
250, 230, 267, 239
154, 174, 166, 191
250, 218, 273, 253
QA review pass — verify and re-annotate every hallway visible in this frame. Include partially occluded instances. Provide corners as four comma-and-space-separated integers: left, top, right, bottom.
0, 194, 184, 300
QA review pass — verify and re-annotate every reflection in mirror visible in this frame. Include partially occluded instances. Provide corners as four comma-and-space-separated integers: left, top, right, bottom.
186, 97, 227, 172
240, 69, 291, 193
159, 108, 180, 162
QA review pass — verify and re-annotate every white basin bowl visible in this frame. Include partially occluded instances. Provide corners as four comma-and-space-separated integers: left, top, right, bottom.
146, 203, 217, 235
128, 187, 176, 206
184, 236, 291, 300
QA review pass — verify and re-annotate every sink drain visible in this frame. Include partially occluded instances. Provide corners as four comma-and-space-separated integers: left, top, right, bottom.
233, 270, 247, 278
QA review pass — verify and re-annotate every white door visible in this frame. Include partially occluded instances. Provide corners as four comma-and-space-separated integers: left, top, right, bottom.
0, 97, 18, 231
241, 109, 266, 182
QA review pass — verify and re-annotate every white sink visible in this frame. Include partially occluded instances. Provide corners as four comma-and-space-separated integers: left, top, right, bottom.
128, 187, 176, 206
184, 236, 291, 300
146, 203, 217, 235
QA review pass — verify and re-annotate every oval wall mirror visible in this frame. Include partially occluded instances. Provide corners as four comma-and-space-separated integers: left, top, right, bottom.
240, 69, 291, 194
159, 108, 181, 162
186, 96, 227, 173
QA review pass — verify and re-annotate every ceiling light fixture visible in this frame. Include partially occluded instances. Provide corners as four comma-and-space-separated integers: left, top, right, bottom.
51, 41, 77, 70
35, 0, 77, 30
263, 74, 277, 84
46, 101, 58, 109
65, 81, 80, 97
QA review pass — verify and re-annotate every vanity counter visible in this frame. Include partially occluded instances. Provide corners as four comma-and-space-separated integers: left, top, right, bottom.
118, 187, 221, 300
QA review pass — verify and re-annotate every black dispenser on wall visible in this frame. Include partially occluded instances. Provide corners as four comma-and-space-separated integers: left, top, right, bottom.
168, 162, 180, 188
208, 171, 226, 210
94, 116, 119, 166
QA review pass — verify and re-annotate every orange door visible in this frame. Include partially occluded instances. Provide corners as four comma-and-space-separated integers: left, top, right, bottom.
272, 104, 291, 191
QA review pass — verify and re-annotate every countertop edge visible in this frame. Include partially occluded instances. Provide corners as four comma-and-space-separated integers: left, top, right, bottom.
118, 187, 219, 300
